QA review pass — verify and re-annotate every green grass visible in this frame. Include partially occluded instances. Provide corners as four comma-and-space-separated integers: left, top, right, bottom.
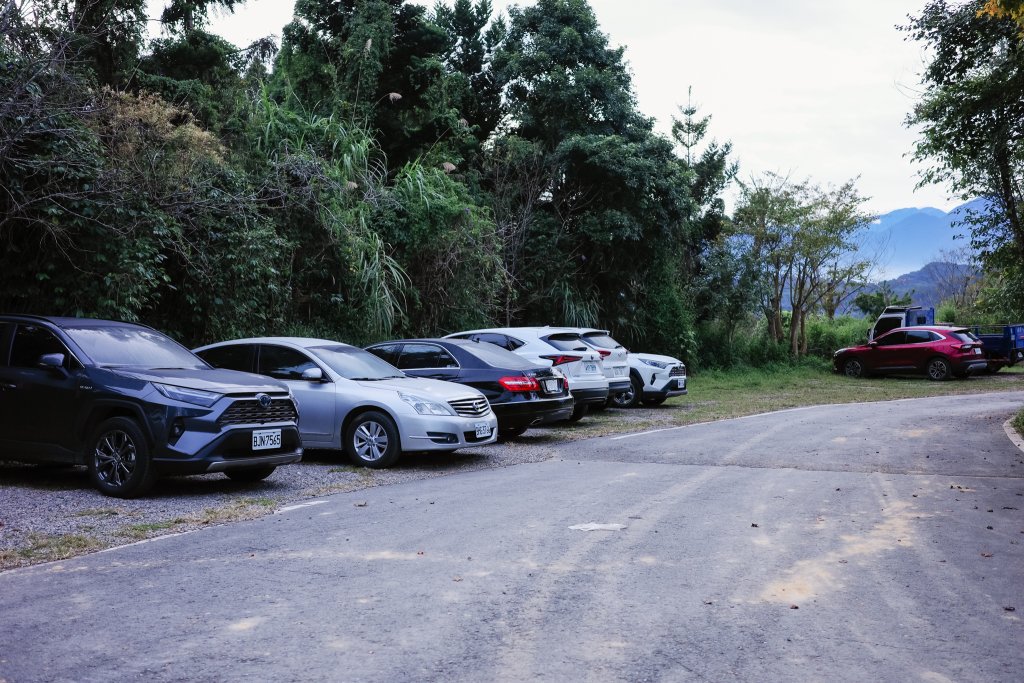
1013, 407, 1024, 437
0, 533, 104, 569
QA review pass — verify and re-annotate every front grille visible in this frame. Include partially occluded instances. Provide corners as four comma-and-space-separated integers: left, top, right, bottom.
448, 397, 490, 418
669, 366, 686, 377
219, 397, 298, 426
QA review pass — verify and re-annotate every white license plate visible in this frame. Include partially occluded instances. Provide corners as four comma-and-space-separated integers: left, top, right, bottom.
474, 422, 491, 438
973, 348, 982, 355
543, 379, 559, 393
677, 379, 686, 389
615, 367, 627, 376
584, 362, 598, 373
252, 429, 281, 451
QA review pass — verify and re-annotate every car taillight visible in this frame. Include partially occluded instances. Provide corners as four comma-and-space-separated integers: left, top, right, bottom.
596, 349, 611, 358
958, 344, 976, 352
540, 354, 582, 366
499, 376, 540, 392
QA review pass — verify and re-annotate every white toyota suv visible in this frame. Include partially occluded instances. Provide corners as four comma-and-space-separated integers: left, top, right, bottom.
555, 328, 631, 399
445, 327, 609, 421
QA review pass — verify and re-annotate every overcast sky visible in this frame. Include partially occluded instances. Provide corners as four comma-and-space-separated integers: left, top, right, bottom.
156, 0, 954, 215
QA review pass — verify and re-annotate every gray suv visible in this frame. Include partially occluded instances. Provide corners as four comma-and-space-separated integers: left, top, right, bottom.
0, 316, 303, 497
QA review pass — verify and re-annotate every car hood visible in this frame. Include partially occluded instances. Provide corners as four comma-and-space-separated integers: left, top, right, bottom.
353, 376, 482, 401
630, 352, 683, 365
112, 368, 287, 394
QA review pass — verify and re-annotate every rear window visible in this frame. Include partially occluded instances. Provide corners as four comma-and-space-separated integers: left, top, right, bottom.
543, 333, 588, 352
950, 331, 980, 344
581, 332, 621, 349
460, 341, 537, 369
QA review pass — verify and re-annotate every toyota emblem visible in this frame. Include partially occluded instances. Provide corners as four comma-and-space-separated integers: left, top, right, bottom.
256, 393, 272, 409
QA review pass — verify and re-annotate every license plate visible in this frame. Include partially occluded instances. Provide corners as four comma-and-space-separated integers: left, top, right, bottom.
474, 422, 491, 438
543, 379, 559, 393
614, 367, 627, 376
584, 362, 598, 373
252, 429, 281, 451
677, 379, 686, 389
973, 348, 982, 355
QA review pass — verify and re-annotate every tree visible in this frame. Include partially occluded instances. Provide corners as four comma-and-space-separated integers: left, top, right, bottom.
904, 2, 1024, 265
853, 284, 913, 320
980, 0, 1024, 30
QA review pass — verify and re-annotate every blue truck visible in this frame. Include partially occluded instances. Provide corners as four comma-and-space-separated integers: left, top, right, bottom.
869, 306, 1024, 372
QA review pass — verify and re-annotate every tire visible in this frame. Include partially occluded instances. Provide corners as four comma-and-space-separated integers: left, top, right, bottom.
498, 425, 529, 441
567, 403, 589, 422
843, 357, 865, 379
640, 396, 666, 407
610, 376, 641, 409
345, 411, 401, 468
87, 417, 157, 498
224, 466, 277, 482
926, 357, 952, 381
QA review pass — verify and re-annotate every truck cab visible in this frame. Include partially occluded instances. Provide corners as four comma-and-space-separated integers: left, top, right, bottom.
868, 306, 935, 341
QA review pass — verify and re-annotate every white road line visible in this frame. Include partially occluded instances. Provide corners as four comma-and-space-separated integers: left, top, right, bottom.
275, 500, 328, 514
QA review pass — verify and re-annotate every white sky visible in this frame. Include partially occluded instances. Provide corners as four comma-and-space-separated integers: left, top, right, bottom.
150, 0, 954, 215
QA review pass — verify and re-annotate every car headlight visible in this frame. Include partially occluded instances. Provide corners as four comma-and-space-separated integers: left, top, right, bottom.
639, 358, 671, 369
154, 383, 223, 407
399, 393, 455, 416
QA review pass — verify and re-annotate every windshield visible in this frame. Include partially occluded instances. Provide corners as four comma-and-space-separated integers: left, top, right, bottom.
66, 325, 207, 369
309, 345, 406, 380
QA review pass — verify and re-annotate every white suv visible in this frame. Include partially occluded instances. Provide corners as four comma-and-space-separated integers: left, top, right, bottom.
556, 328, 631, 398
615, 352, 688, 408
445, 327, 609, 421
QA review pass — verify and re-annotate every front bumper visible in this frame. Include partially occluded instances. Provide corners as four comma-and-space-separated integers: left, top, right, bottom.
642, 372, 688, 399
153, 423, 303, 475
397, 412, 498, 451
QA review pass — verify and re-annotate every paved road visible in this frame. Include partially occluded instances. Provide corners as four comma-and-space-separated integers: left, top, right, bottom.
2, 392, 1023, 682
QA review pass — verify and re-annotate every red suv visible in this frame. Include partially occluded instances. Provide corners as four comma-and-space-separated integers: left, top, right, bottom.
833, 326, 988, 380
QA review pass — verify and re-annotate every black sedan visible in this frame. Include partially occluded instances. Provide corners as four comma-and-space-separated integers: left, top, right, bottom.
365, 338, 574, 438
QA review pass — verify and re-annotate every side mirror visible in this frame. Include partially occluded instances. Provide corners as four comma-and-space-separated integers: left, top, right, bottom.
301, 367, 324, 381
38, 353, 68, 375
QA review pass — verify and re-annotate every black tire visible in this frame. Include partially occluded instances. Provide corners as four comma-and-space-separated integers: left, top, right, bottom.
345, 411, 401, 468
843, 357, 865, 379
498, 425, 529, 441
567, 403, 589, 422
640, 396, 666, 406
610, 376, 641, 409
87, 417, 157, 498
926, 357, 951, 381
224, 466, 277, 482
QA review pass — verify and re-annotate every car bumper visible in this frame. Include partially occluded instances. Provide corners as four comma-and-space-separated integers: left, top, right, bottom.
571, 386, 610, 405
642, 373, 688, 399
492, 395, 575, 428
956, 359, 989, 375
153, 423, 303, 475
397, 412, 499, 450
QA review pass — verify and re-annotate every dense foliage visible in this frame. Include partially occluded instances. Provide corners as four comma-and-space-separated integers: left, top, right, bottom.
2, 0, 1017, 371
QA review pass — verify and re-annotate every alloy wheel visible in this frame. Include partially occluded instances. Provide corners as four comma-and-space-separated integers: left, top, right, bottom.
93, 429, 137, 489
353, 421, 389, 462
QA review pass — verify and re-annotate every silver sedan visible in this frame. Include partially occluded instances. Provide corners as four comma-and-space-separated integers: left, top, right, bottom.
193, 337, 498, 467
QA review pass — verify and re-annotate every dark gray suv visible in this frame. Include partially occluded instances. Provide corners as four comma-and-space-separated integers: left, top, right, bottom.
0, 316, 303, 497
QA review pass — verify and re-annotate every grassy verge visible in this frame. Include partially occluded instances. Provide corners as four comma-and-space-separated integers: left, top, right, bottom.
1013, 407, 1024, 438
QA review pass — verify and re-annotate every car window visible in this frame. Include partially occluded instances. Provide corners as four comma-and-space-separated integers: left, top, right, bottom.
951, 331, 980, 344
198, 344, 255, 372
10, 324, 77, 369
543, 333, 588, 352
307, 345, 405, 380
258, 345, 320, 380
460, 341, 537, 369
874, 317, 902, 337
396, 343, 458, 370
367, 344, 401, 365
874, 331, 907, 346
905, 330, 936, 344
581, 332, 622, 348
65, 325, 205, 369
473, 333, 512, 350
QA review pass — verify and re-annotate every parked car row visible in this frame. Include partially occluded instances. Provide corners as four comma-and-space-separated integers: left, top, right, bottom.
0, 316, 688, 498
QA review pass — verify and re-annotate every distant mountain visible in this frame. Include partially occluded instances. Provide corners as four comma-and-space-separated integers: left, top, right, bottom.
861, 199, 986, 279
838, 261, 981, 316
